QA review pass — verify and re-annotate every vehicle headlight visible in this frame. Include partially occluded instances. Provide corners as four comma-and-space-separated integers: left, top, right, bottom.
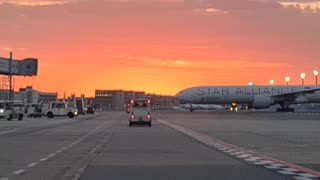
74, 111, 78, 115
0, 109, 4, 113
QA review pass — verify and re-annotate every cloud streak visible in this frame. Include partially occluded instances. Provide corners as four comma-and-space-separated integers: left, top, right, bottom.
0, 0, 65, 6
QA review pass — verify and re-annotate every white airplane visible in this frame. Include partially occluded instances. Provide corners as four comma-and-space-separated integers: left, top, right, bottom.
175, 86, 320, 112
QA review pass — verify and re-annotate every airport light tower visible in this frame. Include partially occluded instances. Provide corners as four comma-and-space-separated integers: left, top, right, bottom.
300, 73, 306, 85
314, 70, 318, 85
285, 76, 290, 86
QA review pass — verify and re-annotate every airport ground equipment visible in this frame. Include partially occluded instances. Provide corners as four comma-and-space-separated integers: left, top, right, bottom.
43, 101, 78, 119
26, 103, 43, 118
0, 100, 24, 121
128, 99, 152, 127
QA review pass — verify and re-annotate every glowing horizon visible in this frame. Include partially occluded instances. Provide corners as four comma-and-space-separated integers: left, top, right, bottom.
0, 0, 319, 97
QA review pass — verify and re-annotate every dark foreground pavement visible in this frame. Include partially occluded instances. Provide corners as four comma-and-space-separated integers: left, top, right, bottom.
2, 111, 319, 180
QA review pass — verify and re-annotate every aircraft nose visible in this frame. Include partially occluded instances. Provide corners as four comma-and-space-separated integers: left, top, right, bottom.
175, 94, 182, 101
175, 91, 184, 101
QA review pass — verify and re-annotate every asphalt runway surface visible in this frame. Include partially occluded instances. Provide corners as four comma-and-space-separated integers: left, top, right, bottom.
0, 111, 319, 180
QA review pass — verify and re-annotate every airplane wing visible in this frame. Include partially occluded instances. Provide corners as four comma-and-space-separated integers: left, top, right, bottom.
271, 87, 320, 102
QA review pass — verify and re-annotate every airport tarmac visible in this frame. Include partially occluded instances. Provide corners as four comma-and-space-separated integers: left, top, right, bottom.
0, 111, 319, 180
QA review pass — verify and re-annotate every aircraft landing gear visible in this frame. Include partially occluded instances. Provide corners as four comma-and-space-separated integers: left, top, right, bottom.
190, 104, 194, 112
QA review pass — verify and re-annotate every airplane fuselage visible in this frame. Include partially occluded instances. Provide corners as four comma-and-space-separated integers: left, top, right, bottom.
176, 86, 320, 106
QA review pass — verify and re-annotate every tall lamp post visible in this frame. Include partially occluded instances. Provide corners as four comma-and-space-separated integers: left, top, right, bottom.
269, 80, 274, 86
285, 76, 290, 86
314, 70, 318, 85
300, 73, 306, 85
9, 52, 13, 101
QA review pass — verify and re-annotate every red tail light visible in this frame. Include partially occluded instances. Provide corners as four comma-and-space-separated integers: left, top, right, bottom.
147, 115, 151, 120
131, 115, 135, 119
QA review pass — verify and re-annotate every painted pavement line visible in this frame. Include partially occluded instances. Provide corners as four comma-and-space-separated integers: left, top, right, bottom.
158, 119, 320, 179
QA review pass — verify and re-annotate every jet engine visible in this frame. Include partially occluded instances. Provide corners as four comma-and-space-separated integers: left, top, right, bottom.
249, 95, 274, 109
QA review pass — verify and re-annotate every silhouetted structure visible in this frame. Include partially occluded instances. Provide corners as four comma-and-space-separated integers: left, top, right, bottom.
95, 90, 146, 111
146, 94, 175, 110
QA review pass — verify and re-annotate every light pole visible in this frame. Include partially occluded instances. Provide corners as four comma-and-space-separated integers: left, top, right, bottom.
285, 76, 290, 86
269, 80, 274, 86
300, 73, 306, 85
313, 70, 318, 85
9, 52, 13, 101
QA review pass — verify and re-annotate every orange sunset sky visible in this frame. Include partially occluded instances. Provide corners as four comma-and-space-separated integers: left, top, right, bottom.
0, 0, 319, 97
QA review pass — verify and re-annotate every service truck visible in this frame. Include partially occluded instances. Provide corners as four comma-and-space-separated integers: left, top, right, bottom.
43, 101, 78, 119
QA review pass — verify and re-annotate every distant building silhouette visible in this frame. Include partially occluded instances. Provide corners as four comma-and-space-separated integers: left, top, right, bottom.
145, 94, 176, 110
95, 90, 146, 111
1, 86, 57, 103
95, 89, 175, 111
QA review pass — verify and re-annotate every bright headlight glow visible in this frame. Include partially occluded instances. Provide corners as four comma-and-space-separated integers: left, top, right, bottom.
0, 109, 4, 113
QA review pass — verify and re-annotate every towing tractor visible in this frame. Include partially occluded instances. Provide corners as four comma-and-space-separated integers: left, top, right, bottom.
43, 101, 78, 119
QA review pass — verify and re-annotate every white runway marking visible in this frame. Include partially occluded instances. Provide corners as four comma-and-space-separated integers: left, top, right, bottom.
27, 162, 38, 168
230, 151, 244, 155
293, 177, 315, 180
40, 158, 48, 162
299, 173, 319, 178
282, 168, 300, 172
48, 153, 56, 158
12, 169, 25, 175
237, 154, 252, 158
244, 157, 262, 162
270, 163, 286, 167
253, 160, 273, 165
278, 170, 297, 175
265, 165, 281, 169
224, 149, 237, 153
